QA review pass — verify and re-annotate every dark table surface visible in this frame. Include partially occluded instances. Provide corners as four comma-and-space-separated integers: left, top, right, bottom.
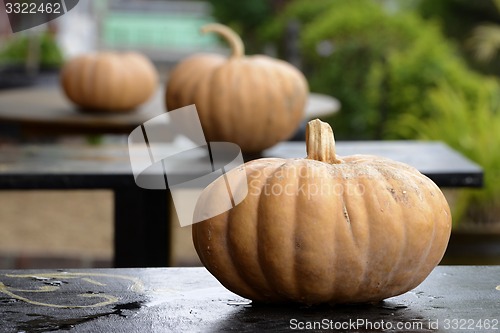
0, 139, 483, 189
0, 87, 339, 136
0, 266, 499, 332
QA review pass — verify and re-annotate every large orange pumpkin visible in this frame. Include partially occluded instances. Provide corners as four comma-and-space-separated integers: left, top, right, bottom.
60, 52, 158, 112
193, 119, 451, 305
166, 23, 309, 153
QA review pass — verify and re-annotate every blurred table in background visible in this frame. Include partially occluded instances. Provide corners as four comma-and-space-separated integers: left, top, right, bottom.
0, 86, 339, 137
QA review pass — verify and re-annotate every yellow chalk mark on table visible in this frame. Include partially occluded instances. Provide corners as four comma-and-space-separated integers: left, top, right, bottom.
6, 285, 59, 293
82, 277, 107, 286
0, 272, 144, 308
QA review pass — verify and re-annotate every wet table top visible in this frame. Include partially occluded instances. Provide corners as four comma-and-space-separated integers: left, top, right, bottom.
0, 140, 483, 189
0, 266, 499, 332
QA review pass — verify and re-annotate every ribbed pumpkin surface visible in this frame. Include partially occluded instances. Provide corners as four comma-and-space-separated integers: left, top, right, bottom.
192, 120, 451, 305
60, 52, 157, 112
166, 24, 308, 153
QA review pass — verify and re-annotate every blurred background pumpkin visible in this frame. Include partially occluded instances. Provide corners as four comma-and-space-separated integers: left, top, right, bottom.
60, 51, 158, 112
166, 23, 309, 153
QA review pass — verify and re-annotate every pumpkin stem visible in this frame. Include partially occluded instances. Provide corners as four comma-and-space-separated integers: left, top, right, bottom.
201, 23, 245, 58
306, 119, 341, 164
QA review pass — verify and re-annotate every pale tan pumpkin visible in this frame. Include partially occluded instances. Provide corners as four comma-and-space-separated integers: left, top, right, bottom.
166, 23, 309, 153
60, 52, 158, 112
193, 119, 451, 305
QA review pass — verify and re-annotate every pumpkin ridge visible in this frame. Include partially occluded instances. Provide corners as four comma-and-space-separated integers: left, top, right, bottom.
116, 54, 132, 109
194, 62, 220, 141
394, 197, 428, 292
254, 161, 292, 300
65, 58, 84, 106
403, 180, 449, 291
118, 58, 132, 109
347, 172, 372, 300
83, 55, 98, 108
94, 54, 114, 108
224, 198, 263, 300
404, 197, 438, 291
106, 56, 121, 109
68, 55, 85, 104
256, 162, 298, 300
170, 56, 220, 109
289, 160, 340, 303
248, 56, 307, 137
351, 164, 393, 298
237, 60, 271, 150
379, 169, 437, 295
217, 220, 258, 300
292, 164, 314, 302
337, 175, 366, 296
254, 164, 279, 299
266, 61, 288, 139
279, 61, 306, 117
379, 167, 409, 293
235, 160, 288, 300
166, 57, 202, 109
193, 66, 222, 138
276, 61, 305, 140
289, 164, 304, 301
73, 55, 87, 106
208, 64, 232, 142
291, 167, 301, 302
189, 60, 217, 111
202, 206, 261, 301
226, 60, 243, 143
228, 164, 269, 298
271, 62, 302, 143
259, 61, 282, 150
322, 166, 343, 303
248, 63, 266, 150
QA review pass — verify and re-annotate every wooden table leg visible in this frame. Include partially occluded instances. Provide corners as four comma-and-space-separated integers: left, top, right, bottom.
113, 188, 171, 268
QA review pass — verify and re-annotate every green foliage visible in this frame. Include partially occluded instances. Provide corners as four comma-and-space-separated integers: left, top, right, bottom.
299, 0, 413, 139
206, 0, 273, 54
382, 32, 491, 139
418, 0, 500, 36
208, 0, 271, 30
260, 0, 336, 41
0, 33, 63, 68
395, 81, 500, 226
262, 0, 491, 140
417, 0, 500, 74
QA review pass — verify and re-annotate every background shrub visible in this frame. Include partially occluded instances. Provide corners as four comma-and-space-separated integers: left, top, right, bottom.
395, 81, 500, 226
261, 0, 493, 140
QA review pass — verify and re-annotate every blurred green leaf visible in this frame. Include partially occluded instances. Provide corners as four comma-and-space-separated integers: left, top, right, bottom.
262, 0, 488, 140
206, 0, 273, 54
0, 32, 63, 68
396, 81, 500, 225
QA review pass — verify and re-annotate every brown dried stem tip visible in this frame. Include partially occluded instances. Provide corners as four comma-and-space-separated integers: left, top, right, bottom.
306, 119, 342, 164
200, 23, 245, 59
